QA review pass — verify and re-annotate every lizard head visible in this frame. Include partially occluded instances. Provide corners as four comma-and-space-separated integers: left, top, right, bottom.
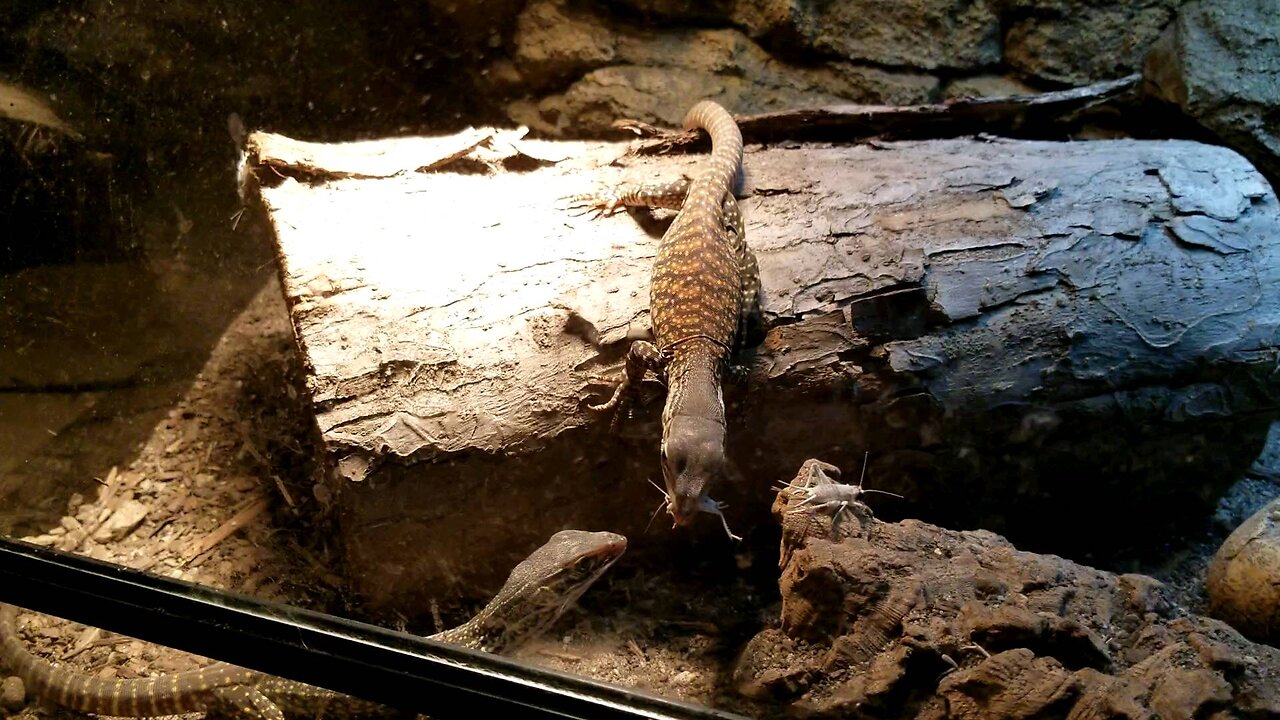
660, 415, 728, 525
465, 529, 627, 653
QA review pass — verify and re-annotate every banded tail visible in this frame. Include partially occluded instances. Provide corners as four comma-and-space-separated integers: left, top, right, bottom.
1, 603, 262, 716
680, 100, 744, 223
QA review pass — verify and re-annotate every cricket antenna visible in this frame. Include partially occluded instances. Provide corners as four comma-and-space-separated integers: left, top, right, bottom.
644, 478, 672, 533
858, 451, 903, 498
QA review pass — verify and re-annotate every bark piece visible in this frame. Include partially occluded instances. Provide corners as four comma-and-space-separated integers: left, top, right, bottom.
736, 459, 1280, 718
245, 128, 1280, 613
627, 74, 1141, 152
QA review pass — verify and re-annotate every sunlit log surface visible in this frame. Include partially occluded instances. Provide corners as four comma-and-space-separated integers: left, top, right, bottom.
246, 128, 1280, 614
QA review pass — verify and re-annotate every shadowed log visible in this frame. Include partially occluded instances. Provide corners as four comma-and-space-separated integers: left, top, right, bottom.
244, 125, 1280, 615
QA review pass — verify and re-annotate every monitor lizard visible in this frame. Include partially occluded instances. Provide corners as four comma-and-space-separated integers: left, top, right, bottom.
568, 100, 764, 535
0, 529, 626, 720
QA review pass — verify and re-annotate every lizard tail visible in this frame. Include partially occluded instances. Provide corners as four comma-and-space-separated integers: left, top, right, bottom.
0, 603, 257, 716
0, 602, 81, 709
682, 100, 743, 201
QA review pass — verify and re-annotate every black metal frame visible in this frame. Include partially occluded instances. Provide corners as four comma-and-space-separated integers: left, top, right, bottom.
0, 537, 748, 720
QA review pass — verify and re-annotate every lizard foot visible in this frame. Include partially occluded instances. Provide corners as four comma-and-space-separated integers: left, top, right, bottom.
586, 386, 623, 413
586, 384, 635, 434
561, 191, 626, 218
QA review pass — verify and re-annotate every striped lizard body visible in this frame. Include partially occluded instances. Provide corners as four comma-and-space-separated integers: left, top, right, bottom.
0, 529, 626, 720
569, 100, 763, 533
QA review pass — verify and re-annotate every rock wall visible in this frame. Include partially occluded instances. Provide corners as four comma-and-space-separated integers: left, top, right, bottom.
1145, 0, 1280, 188
492, 0, 1192, 136
2, 0, 1196, 152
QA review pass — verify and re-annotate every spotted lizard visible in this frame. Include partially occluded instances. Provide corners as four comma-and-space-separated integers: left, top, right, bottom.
0, 529, 626, 720
568, 100, 764, 536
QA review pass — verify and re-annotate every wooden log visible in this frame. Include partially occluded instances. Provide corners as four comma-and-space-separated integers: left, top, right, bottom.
245, 127, 1280, 616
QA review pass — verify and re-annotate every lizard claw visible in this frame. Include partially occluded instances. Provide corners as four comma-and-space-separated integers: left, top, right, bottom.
560, 191, 625, 218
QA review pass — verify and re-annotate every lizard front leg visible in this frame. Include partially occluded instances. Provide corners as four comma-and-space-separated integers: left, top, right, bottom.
588, 340, 665, 431
563, 178, 692, 217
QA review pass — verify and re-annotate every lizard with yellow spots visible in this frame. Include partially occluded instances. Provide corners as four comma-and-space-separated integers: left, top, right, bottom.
569, 100, 764, 538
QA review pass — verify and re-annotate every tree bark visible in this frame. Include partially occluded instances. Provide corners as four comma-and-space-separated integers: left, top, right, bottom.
246, 128, 1280, 615
621, 74, 1141, 152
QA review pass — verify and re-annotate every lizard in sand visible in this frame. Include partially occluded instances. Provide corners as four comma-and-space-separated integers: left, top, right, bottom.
567, 100, 764, 536
0, 529, 626, 720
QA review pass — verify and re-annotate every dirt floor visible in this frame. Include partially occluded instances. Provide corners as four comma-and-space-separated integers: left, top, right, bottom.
1, 147, 1278, 720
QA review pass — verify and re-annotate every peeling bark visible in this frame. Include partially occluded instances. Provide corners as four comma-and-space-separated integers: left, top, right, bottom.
247, 128, 1280, 613
621, 74, 1141, 153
